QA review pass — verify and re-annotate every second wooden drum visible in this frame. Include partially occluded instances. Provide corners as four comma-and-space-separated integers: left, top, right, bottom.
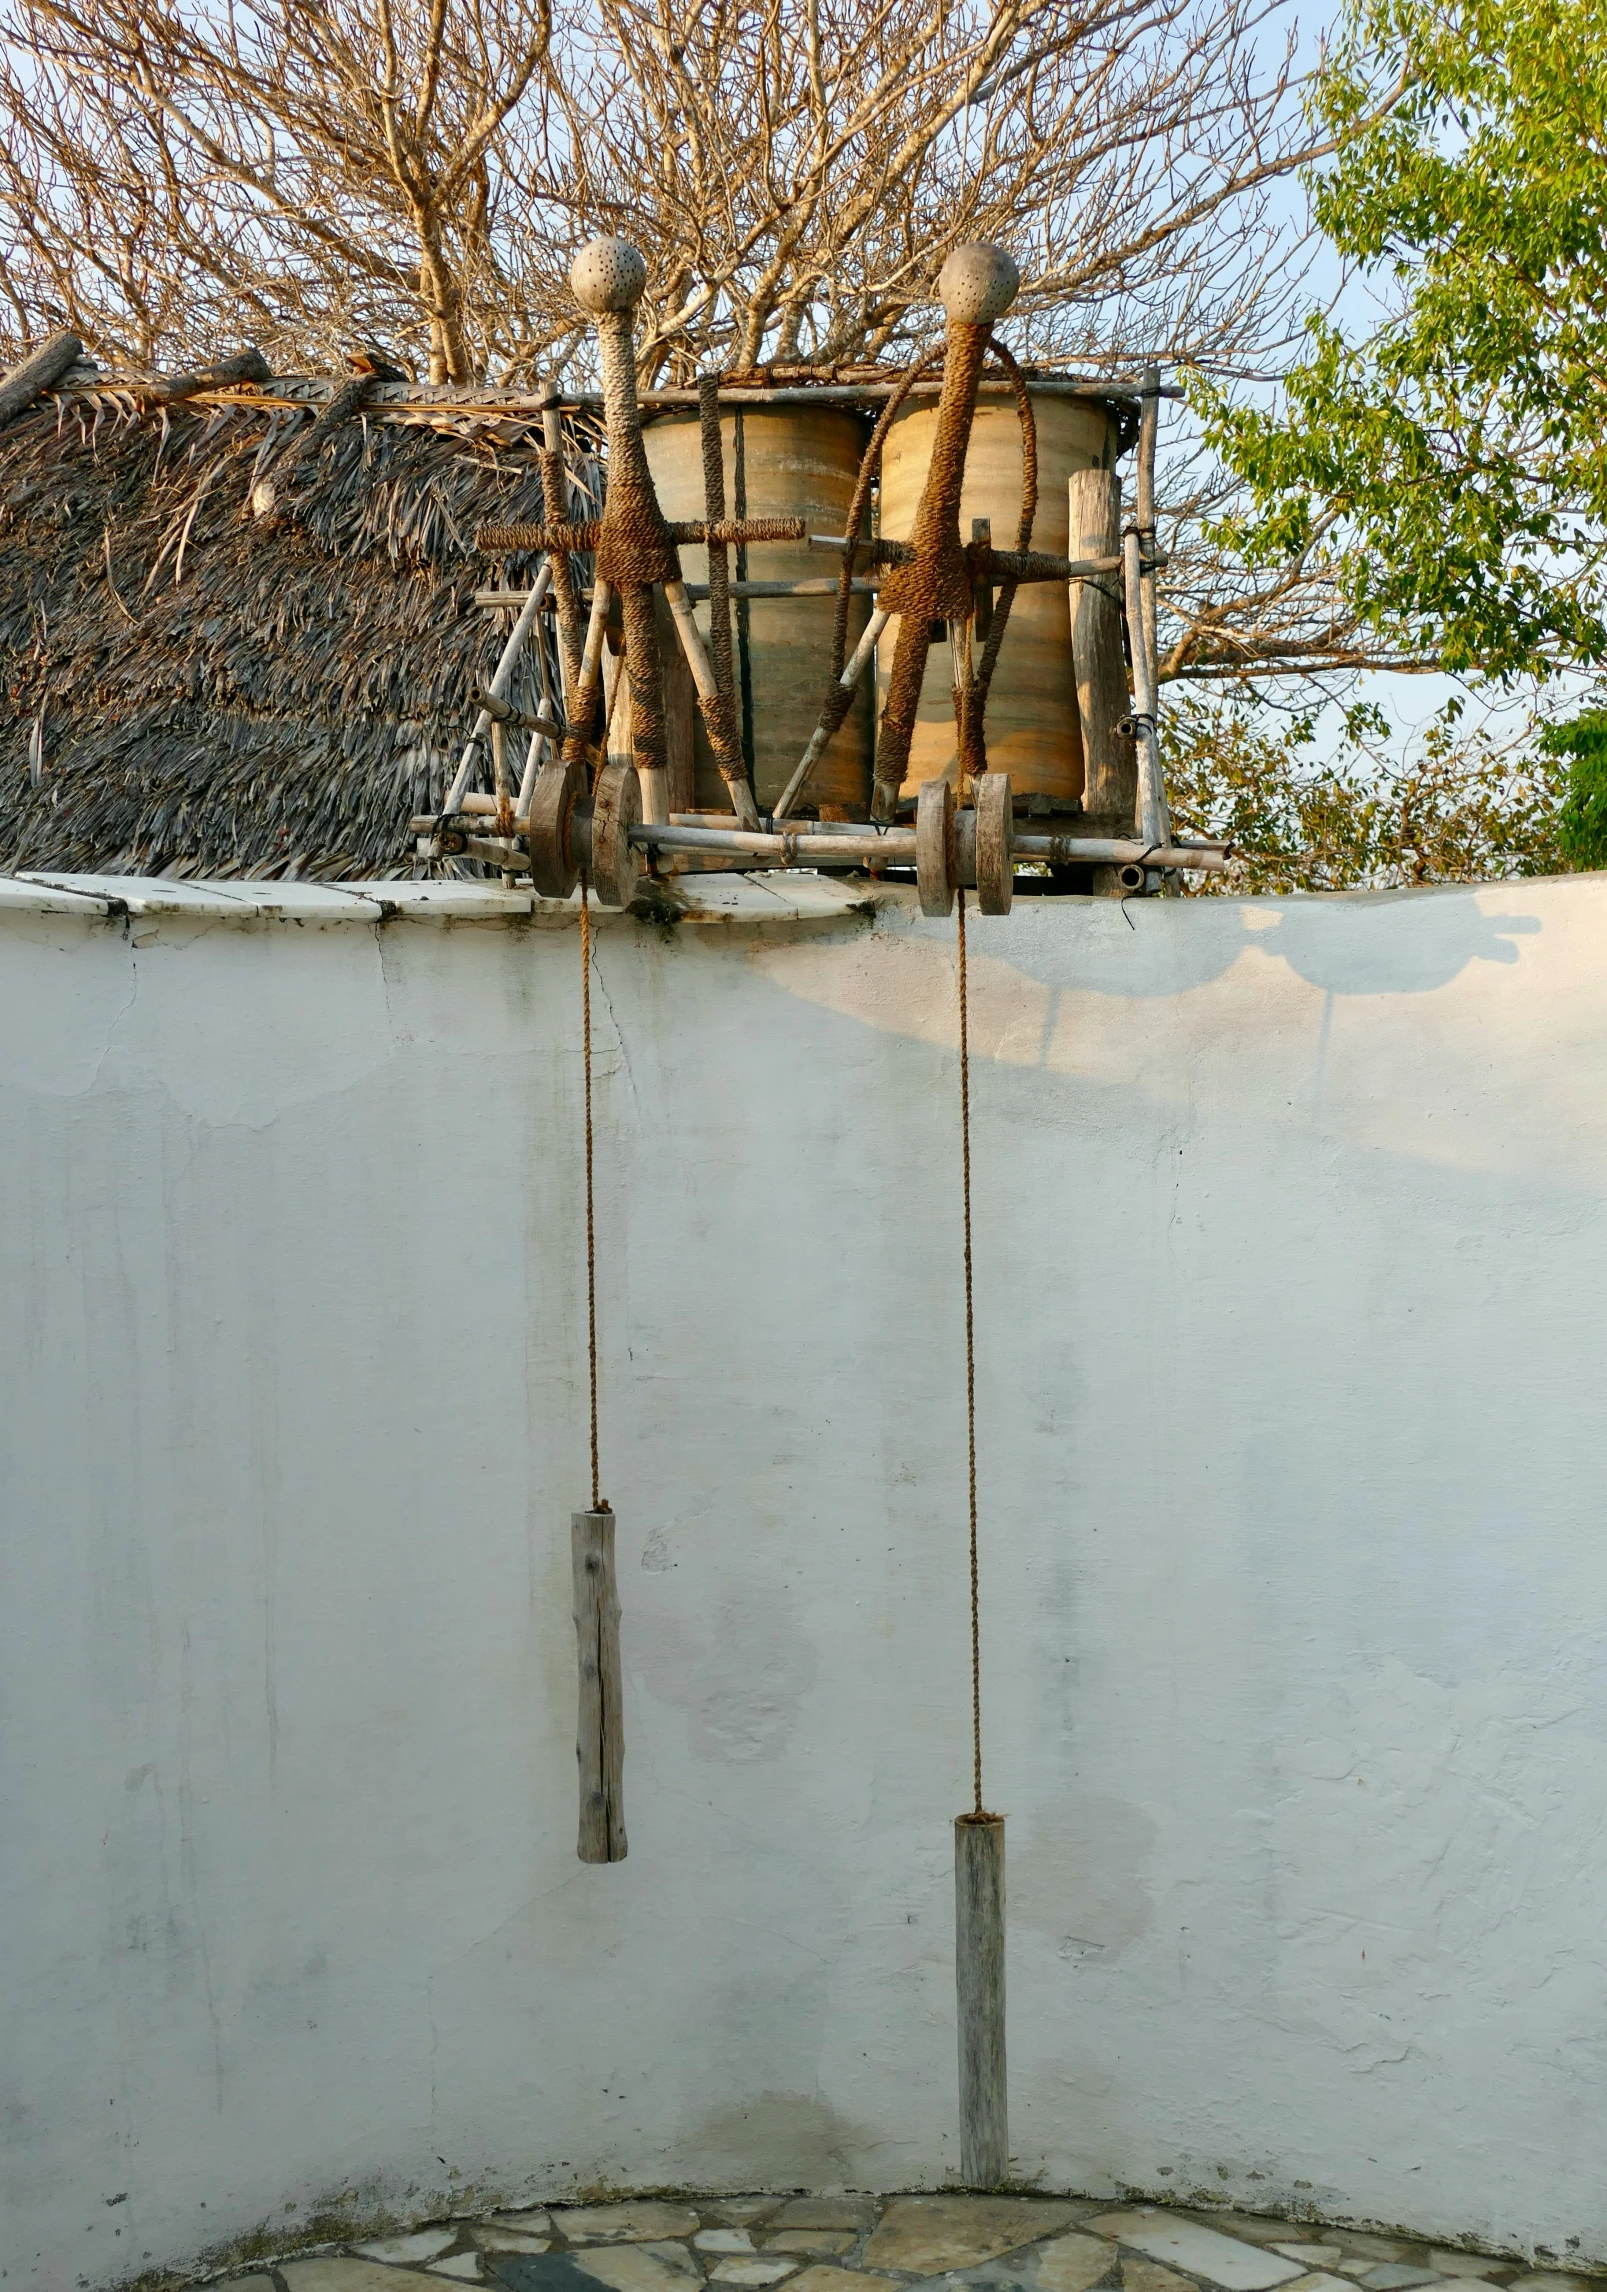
643, 404, 874, 816
876, 389, 1119, 805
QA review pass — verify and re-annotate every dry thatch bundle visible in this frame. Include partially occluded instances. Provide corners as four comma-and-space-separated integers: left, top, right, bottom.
0, 382, 603, 880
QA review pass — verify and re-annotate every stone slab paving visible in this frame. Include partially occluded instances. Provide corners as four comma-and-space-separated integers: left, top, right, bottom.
217, 2191, 1607, 2292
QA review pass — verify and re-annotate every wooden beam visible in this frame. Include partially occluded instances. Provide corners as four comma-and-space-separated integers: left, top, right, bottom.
140, 347, 271, 409
1068, 468, 1137, 826
0, 331, 82, 426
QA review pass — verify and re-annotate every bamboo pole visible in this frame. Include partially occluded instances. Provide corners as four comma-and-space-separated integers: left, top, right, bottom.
1123, 527, 1169, 851
633, 822, 917, 862
443, 560, 554, 813
772, 607, 892, 820
1136, 365, 1161, 681
417, 806, 1227, 872
1016, 833, 1225, 870
956, 1814, 1008, 2187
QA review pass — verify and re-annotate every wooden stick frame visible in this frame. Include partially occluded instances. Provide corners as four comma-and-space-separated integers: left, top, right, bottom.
425, 236, 819, 906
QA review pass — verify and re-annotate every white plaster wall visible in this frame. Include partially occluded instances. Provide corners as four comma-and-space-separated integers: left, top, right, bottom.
3, 875, 1606, 2289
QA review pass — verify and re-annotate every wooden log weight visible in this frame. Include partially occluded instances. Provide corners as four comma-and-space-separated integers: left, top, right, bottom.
573, 1507, 627, 1863
955, 1811, 1007, 2185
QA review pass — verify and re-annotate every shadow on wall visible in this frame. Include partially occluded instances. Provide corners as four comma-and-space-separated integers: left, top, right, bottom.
751, 886, 1547, 1071
1021, 887, 1544, 1003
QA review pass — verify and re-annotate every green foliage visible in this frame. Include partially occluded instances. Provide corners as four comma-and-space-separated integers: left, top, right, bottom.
1195, 0, 1607, 681
1164, 691, 1569, 891
1545, 707, 1607, 867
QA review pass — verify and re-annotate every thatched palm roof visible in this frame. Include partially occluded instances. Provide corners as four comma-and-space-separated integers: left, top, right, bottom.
0, 376, 602, 880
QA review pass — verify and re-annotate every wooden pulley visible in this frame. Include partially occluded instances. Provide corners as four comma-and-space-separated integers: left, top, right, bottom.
917, 777, 956, 917
973, 773, 1014, 915
951, 771, 1015, 915
527, 759, 586, 899
588, 760, 643, 909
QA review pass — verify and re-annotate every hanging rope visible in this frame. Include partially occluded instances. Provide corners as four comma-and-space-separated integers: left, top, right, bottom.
958, 883, 983, 1819
580, 874, 602, 1513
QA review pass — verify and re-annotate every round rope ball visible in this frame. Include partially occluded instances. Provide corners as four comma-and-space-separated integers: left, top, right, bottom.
938, 243, 1020, 326
571, 236, 648, 314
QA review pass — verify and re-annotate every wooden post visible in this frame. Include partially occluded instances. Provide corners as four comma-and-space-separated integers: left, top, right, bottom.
573, 1508, 627, 1863
1068, 468, 1136, 826
955, 1812, 1007, 2185
140, 347, 271, 409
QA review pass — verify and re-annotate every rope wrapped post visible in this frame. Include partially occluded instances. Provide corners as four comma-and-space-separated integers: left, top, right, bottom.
571, 237, 677, 838
475, 239, 810, 892
780, 245, 1041, 839
874, 244, 1021, 821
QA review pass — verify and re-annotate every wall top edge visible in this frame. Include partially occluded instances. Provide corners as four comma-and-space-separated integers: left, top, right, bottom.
0, 870, 891, 931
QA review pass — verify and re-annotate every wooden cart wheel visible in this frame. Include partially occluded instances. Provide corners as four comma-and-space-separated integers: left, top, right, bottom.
589, 760, 643, 909
974, 771, 1014, 915
917, 778, 956, 917
527, 759, 586, 900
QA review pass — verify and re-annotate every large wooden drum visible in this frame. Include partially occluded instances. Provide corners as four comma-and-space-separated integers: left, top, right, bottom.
876, 390, 1118, 806
643, 405, 874, 816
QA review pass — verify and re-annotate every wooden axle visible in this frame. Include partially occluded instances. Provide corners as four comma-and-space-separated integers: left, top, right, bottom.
806, 533, 1161, 584
476, 577, 879, 609
412, 811, 1227, 877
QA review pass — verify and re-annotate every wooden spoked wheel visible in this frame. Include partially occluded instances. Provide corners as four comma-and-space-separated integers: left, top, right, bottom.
917, 778, 957, 917
589, 761, 643, 909
527, 759, 586, 900
973, 772, 1014, 915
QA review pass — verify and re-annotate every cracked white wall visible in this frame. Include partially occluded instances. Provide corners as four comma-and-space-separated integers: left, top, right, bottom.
2, 877, 1605, 2290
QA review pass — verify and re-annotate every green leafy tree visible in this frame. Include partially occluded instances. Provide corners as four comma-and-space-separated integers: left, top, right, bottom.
1165, 693, 1569, 890
1196, 0, 1607, 683
1548, 707, 1607, 867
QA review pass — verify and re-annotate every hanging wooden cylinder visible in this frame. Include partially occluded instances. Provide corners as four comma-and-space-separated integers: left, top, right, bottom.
955, 1811, 1007, 2185
573, 1507, 626, 1862
643, 406, 875, 816
877, 391, 1119, 808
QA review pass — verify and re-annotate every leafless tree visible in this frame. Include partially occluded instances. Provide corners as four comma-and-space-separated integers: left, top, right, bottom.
0, 0, 555, 380
0, 0, 1342, 387
0, 0, 1421, 689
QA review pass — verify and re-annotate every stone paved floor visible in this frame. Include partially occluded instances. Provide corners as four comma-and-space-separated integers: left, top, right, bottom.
216, 2192, 1602, 2292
